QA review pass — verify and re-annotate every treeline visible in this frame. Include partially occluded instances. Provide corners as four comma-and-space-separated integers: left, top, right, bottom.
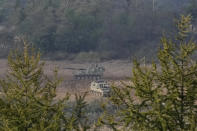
0, 0, 197, 60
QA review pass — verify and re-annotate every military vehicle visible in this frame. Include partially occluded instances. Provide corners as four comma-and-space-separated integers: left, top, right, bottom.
89, 80, 110, 97
73, 64, 105, 80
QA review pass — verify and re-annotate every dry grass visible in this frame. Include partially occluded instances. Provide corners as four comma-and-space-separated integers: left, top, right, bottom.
0, 59, 133, 102
42, 60, 133, 102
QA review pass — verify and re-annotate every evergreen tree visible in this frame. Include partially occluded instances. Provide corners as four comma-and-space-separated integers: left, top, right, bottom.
99, 15, 197, 130
0, 40, 89, 130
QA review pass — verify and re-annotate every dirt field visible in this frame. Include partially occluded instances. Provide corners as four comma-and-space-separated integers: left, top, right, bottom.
0, 59, 133, 101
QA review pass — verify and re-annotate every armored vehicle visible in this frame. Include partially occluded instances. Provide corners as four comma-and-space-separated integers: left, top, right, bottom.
89, 80, 110, 97
73, 64, 105, 80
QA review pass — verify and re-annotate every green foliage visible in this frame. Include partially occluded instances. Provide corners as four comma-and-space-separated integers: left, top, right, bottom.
0, 41, 90, 130
100, 15, 197, 130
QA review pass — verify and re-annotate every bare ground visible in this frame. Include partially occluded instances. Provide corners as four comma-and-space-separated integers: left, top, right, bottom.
0, 59, 133, 101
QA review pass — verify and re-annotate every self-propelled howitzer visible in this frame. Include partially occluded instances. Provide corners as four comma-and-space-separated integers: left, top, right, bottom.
73, 64, 105, 80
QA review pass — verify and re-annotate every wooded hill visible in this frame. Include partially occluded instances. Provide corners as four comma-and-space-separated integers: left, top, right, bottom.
0, 0, 197, 60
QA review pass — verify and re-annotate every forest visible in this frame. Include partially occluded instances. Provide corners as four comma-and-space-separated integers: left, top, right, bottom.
0, 0, 197, 60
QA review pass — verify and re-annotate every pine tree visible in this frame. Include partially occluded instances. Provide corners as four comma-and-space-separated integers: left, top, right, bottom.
99, 15, 197, 131
0, 40, 89, 130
